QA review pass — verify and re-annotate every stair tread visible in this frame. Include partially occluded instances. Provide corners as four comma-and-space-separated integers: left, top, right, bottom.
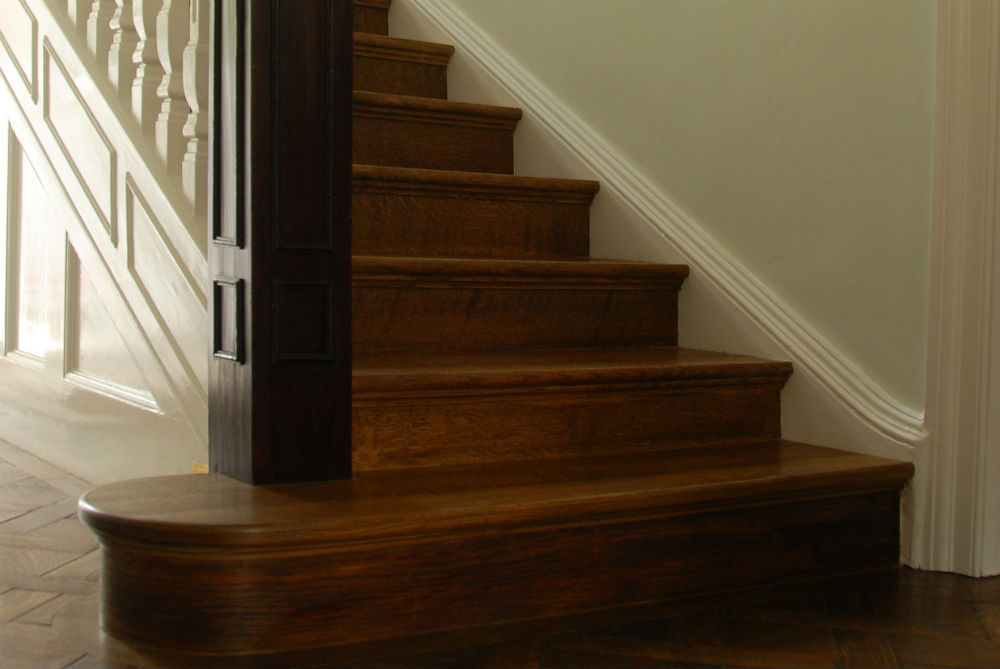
79, 440, 913, 548
354, 346, 792, 393
354, 164, 601, 198
354, 31, 455, 63
353, 254, 688, 281
355, 90, 523, 126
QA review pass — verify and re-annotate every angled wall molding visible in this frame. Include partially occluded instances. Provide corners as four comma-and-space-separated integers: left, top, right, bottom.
409, 0, 926, 449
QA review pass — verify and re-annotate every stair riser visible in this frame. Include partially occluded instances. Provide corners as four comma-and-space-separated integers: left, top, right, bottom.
353, 385, 784, 470
354, 1, 389, 34
354, 53, 448, 99
354, 115, 515, 173
96, 490, 902, 655
353, 284, 679, 354
352, 190, 591, 258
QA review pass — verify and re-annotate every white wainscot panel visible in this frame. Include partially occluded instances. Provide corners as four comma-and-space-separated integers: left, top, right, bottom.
14, 147, 64, 362
0, 0, 37, 96
43, 44, 116, 239
0, 125, 9, 348
126, 178, 207, 385
68, 249, 158, 411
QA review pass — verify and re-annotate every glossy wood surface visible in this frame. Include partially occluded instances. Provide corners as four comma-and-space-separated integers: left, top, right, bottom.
208, 0, 353, 483
352, 347, 790, 469
80, 441, 912, 657
354, 91, 521, 173
10, 443, 994, 669
353, 0, 389, 34
352, 165, 595, 257
354, 32, 453, 99
81, 0, 916, 660
352, 256, 685, 354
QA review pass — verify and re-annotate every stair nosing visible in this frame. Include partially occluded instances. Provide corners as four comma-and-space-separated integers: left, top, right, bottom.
354, 32, 455, 64
354, 90, 522, 129
78, 442, 913, 550
352, 254, 688, 282
353, 164, 600, 202
352, 347, 793, 397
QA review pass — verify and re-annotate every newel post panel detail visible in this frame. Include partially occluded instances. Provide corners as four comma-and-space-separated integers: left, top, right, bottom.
208, 0, 353, 484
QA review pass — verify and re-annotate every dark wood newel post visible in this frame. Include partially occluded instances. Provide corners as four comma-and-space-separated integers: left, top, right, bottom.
208, 0, 353, 484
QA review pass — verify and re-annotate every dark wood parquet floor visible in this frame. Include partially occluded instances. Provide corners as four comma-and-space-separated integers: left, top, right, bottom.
2, 437, 1000, 669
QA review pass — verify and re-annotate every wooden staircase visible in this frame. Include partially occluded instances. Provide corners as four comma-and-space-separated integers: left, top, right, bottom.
79, 1, 914, 663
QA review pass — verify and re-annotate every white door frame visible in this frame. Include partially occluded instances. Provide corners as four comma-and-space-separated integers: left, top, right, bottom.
910, 0, 1000, 577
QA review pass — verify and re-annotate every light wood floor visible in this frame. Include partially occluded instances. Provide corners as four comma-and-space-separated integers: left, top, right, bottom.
2, 437, 1000, 669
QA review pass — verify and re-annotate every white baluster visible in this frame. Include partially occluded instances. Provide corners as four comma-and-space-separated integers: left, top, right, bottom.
108, 0, 138, 96
68, 0, 92, 34
86, 0, 116, 72
155, 0, 189, 174
182, 0, 208, 213
131, 0, 164, 135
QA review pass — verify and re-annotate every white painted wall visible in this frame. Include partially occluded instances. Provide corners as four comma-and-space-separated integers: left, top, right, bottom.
0, 0, 209, 483
437, 0, 937, 414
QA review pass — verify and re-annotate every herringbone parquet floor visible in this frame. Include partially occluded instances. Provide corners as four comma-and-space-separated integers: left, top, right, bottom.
2, 437, 1000, 669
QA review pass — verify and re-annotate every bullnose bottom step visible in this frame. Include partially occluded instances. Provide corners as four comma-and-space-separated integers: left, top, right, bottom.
79, 441, 912, 661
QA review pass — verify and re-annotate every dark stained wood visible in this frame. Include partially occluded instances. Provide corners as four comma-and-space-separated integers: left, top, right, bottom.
83, 0, 917, 661
208, 0, 353, 484
354, 91, 522, 173
352, 256, 686, 354
79, 441, 912, 658
354, 32, 453, 99
352, 347, 790, 470
353, 165, 595, 257
354, 0, 390, 35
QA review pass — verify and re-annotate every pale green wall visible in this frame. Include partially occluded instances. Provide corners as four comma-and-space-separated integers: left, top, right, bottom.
448, 0, 936, 411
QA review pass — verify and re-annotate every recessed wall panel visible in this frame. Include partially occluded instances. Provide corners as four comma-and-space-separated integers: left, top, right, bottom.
73, 251, 151, 393
127, 180, 206, 378
15, 149, 63, 361
43, 44, 115, 239
0, 0, 37, 95
0, 125, 9, 350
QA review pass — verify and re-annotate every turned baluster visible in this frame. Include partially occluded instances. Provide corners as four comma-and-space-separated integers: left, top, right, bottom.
68, 0, 92, 34
155, 0, 189, 174
182, 0, 208, 213
108, 0, 138, 97
131, 0, 164, 136
87, 0, 116, 73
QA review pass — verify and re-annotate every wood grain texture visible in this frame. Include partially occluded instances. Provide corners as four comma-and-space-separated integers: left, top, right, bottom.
208, 0, 353, 484
81, 0, 918, 661
0, 443, 988, 669
352, 256, 686, 354
79, 441, 912, 657
353, 165, 596, 257
352, 347, 790, 469
354, 33, 453, 99
354, 0, 390, 35
354, 91, 521, 173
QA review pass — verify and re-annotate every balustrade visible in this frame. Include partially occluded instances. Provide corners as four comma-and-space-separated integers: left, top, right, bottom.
54, 0, 207, 212
86, 0, 115, 73
154, 0, 188, 175
67, 0, 91, 34
130, 0, 164, 136
108, 0, 137, 97
182, 0, 208, 213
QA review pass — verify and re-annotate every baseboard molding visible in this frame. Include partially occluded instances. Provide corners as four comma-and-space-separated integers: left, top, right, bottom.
408, 0, 926, 450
